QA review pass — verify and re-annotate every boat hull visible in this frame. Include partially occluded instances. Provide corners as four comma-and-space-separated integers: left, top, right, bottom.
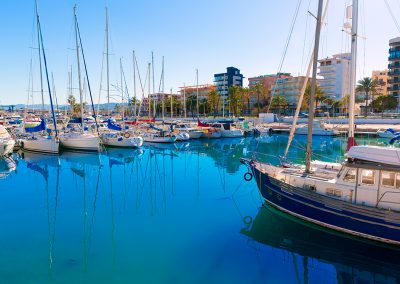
20, 137, 59, 154
102, 136, 143, 148
294, 128, 338, 136
60, 134, 100, 151
143, 136, 176, 143
0, 140, 15, 156
201, 130, 221, 139
188, 131, 203, 139
250, 164, 400, 245
221, 130, 244, 138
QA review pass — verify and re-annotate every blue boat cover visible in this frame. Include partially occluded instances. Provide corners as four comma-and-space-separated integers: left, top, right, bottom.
107, 119, 122, 131
25, 119, 46, 133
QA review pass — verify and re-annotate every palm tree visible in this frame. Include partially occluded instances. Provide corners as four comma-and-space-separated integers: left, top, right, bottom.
240, 87, 251, 115
271, 94, 288, 115
303, 84, 325, 110
251, 82, 267, 115
228, 86, 243, 116
356, 77, 378, 116
207, 90, 220, 116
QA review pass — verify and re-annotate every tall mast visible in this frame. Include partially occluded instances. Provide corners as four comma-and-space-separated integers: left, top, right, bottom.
148, 62, 151, 118
133, 50, 137, 118
35, 0, 45, 113
106, 7, 110, 116
222, 73, 226, 117
74, 5, 84, 132
196, 69, 199, 118
183, 83, 186, 119
152, 51, 156, 117
120, 58, 125, 131
305, 0, 324, 173
162, 56, 165, 121
347, 0, 358, 151
170, 88, 173, 119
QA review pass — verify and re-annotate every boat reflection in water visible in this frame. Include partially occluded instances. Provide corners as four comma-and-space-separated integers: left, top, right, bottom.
241, 205, 400, 283
0, 156, 16, 179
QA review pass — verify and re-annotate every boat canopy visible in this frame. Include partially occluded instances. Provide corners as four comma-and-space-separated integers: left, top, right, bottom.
25, 119, 45, 133
347, 146, 400, 166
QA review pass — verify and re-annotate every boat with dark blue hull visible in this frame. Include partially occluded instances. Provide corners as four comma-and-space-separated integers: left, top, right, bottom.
242, 144, 400, 245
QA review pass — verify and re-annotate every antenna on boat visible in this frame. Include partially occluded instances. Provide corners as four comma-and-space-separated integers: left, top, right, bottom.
346, 0, 358, 151
305, 0, 324, 173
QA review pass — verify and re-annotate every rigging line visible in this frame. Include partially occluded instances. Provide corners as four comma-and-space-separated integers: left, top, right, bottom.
267, 0, 303, 113
301, 0, 313, 74
384, 0, 400, 33
97, 33, 106, 114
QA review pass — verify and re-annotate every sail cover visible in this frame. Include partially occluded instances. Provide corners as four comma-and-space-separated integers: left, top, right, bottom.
107, 119, 122, 131
25, 119, 46, 133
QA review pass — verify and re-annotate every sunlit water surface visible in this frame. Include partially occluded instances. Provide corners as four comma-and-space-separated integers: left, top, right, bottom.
0, 135, 399, 284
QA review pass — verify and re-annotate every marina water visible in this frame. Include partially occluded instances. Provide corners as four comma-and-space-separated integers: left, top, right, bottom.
1, 135, 399, 283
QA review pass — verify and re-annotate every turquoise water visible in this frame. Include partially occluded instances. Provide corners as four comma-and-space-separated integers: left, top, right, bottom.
0, 135, 399, 284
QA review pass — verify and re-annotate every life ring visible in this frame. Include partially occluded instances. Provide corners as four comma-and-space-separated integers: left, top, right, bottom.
244, 172, 253, 181
124, 132, 130, 138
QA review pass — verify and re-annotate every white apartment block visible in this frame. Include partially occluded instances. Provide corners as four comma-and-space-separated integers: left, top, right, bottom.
318, 53, 351, 100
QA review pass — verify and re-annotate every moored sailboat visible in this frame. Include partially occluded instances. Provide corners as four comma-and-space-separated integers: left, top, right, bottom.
241, 0, 400, 245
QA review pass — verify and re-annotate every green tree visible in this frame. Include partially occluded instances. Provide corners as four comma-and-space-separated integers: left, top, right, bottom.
370, 95, 397, 114
250, 82, 267, 115
271, 94, 288, 115
228, 86, 243, 116
186, 95, 197, 117
303, 83, 326, 110
207, 90, 220, 116
240, 87, 251, 115
356, 77, 378, 116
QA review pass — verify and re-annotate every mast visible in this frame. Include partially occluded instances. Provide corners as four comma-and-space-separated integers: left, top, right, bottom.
37, 5, 58, 137
35, 0, 45, 113
162, 56, 165, 121
133, 50, 137, 118
305, 0, 324, 173
148, 62, 151, 118
196, 69, 199, 118
347, 0, 358, 151
120, 58, 125, 131
284, 0, 330, 158
152, 51, 156, 117
222, 74, 225, 117
106, 7, 110, 116
74, 5, 84, 132
170, 88, 173, 119
183, 83, 187, 119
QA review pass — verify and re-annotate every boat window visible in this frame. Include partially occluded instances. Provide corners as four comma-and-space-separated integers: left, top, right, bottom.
381, 171, 396, 187
343, 168, 356, 182
396, 174, 400, 189
360, 169, 375, 185
326, 188, 342, 198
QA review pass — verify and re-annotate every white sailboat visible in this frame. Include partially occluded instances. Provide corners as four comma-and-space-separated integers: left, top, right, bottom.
60, 6, 100, 152
0, 126, 15, 156
20, 2, 59, 154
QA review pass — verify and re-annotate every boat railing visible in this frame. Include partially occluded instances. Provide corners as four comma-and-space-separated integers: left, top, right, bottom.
377, 191, 400, 208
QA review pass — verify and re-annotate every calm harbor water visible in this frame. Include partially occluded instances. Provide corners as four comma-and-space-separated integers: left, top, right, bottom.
0, 134, 399, 284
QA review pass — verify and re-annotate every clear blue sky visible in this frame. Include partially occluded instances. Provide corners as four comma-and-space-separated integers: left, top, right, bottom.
0, 0, 399, 105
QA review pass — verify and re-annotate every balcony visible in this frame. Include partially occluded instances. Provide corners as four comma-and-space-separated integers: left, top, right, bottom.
388, 85, 400, 91
388, 63, 400, 69
388, 70, 400, 76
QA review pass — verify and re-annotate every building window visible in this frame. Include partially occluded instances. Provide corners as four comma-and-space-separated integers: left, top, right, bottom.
343, 168, 356, 182
381, 171, 395, 187
361, 169, 375, 185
